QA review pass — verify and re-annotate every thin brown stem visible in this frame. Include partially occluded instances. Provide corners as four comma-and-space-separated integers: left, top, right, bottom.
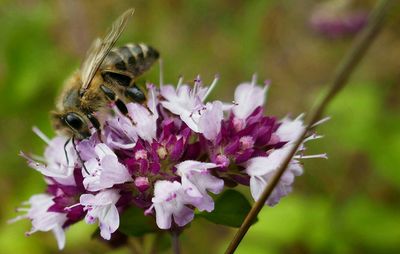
224, 0, 393, 253
171, 231, 181, 254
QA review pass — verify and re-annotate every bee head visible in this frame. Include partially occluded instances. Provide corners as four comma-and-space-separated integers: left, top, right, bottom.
51, 111, 91, 139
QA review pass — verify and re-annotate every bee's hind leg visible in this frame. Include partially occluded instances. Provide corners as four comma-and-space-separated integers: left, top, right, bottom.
124, 83, 146, 103
100, 84, 135, 124
101, 70, 146, 104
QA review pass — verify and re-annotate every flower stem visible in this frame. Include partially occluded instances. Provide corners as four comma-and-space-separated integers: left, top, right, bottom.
224, 0, 393, 253
171, 231, 181, 254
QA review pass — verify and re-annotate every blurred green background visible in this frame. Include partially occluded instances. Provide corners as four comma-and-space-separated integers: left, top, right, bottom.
1, 0, 400, 253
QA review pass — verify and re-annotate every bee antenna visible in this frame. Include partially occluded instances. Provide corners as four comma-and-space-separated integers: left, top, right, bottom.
72, 136, 90, 175
159, 58, 164, 87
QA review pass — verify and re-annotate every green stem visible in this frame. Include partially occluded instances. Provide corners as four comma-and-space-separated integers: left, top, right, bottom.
127, 237, 142, 254
224, 0, 393, 253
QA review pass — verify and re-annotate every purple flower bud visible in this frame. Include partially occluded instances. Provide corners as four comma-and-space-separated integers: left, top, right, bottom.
134, 176, 150, 192
215, 154, 230, 168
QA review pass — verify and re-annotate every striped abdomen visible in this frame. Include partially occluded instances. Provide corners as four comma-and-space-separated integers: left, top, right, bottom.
102, 43, 159, 78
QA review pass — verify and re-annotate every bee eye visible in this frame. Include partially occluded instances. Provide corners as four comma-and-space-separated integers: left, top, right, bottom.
65, 113, 84, 130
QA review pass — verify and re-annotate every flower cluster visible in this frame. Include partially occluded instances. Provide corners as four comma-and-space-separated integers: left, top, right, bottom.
310, 0, 368, 39
12, 76, 326, 249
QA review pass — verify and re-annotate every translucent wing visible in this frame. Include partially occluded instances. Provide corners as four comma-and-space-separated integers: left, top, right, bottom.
80, 8, 134, 94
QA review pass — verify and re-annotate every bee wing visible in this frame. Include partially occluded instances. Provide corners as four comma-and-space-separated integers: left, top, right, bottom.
80, 8, 134, 94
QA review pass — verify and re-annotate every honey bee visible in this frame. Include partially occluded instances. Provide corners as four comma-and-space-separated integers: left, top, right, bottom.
51, 9, 159, 141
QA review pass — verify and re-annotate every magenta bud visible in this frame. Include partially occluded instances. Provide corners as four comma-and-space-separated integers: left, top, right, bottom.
215, 154, 230, 168
134, 177, 150, 192
135, 149, 148, 160
239, 136, 255, 150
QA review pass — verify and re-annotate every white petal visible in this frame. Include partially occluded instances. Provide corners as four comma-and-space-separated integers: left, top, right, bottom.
95, 143, 116, 160
249, 175, 268, 201
198, 101, 224, 141
52, 226, 66, 250
127, 103, 158, 142
176, 160, 218, 174
172, 205, 195, 227
276, 115, 305, 143
176, 161, 223, 212
154, 203, 172, 229
99, 204, 119, 240
151, 180, 196, 229
79, 194, 95, 206
99, 155, 132, 187
233, 82, 267, 119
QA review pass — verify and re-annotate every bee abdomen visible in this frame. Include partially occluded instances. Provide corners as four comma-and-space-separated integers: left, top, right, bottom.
103, 43, 159, 77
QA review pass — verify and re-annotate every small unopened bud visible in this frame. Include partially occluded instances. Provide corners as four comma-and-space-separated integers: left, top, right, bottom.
233, 117, 245, 132
134, 177, 150, 192
157, 147, 168, 160
215, 154, 230, 168
135, 150, 147, 160
239, 136, 255, 150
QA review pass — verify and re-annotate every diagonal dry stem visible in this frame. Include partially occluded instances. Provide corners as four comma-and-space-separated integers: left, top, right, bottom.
225, 0, 393, 253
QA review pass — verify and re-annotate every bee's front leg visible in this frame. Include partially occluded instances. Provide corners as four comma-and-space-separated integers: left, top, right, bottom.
86, 112, 103, 141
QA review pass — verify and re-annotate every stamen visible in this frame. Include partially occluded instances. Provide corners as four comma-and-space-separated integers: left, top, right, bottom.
221, 102, 235, 111
32, 126, 50, 145
194, 75, 201, 84
64, 203, 80, 211
7, 215, 28, 224
202, 74, 219, 102
263, 80, 271, 97
25, 228, 37, 236
303, 134, 324, 142
264, 79, 271, 87
311, 116, 331, 128
144, 204, 154, 215
295, 113, 305, 121
30, 154, 45, 162
251, 73, 258, 87
150, 87, 157, 114
192, 75, 201, 97
19, 151, 44, 167
294, 153, 328, 159
177, 75, 184, 89
16, 208, 29, 212
159, 58, 164, 88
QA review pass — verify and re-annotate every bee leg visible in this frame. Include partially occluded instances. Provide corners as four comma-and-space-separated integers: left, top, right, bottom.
72, 136, 90, 175
100, 84, 135, 124
101, 70, 146, 103
86, 112, 103, 141
125, 83, 146, 103
102, 71, 132, 87
64, 138, 71, 166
